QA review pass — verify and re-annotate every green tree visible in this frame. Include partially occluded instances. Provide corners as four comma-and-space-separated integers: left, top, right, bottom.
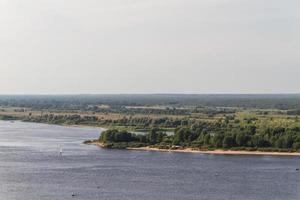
236, 132, 247, 147
223, 136, 235, 148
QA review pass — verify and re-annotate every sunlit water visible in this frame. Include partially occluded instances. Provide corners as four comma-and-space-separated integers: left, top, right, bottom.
0, 121, 299, 200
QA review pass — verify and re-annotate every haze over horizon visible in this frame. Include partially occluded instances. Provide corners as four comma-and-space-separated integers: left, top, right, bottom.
1, 0, 299, 94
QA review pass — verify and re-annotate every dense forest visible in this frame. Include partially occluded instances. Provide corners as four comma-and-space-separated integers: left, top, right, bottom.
97, 118, 300, 152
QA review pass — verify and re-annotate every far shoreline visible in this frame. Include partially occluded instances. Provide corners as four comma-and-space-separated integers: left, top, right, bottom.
86, 141, 300, 157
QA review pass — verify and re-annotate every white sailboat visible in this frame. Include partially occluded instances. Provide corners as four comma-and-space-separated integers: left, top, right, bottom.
59, 145, 63, 156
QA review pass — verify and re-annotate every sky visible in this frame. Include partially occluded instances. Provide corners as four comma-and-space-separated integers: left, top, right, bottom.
0, 0, 299, 94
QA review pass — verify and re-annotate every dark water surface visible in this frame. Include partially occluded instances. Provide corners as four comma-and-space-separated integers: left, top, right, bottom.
0, 121, 299, 200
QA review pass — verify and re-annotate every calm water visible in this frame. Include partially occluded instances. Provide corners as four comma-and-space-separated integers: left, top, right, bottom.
0, 121, 299, 200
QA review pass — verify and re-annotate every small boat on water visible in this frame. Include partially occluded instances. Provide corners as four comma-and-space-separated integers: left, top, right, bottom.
59, 145, 63, 156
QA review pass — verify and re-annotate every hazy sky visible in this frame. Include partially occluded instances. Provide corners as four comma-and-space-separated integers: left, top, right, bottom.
0, 0, 299, 94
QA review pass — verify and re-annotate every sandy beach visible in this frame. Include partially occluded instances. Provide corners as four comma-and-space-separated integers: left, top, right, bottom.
87, 142, 300, 156
127, 147, 300, 156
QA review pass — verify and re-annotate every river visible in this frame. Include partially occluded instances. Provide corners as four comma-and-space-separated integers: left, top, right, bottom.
0, 121, 299, 200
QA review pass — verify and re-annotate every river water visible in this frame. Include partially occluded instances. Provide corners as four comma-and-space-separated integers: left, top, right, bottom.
0, 121, 299, 200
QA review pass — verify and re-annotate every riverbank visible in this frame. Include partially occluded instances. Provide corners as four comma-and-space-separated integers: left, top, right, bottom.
86, 141, 300, 156
128, 147, 300, 156
84, 141, 105, 148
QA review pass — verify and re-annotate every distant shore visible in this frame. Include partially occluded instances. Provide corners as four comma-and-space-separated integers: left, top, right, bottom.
86, 141, 300, 156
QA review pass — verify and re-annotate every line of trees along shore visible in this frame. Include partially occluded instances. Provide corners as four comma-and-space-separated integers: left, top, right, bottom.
99, 120, 300, 151
20, 114, 191, 129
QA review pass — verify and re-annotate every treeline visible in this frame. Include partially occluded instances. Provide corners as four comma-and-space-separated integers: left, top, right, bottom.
100, 129, 166, 143
87, 106, 191, 115
287, 109, 300, 115
98, 129, 168, 149
0, 115, 17, 121
2, 94, 300, 110
22, 114, 191, 128
85, 106, 236, 116
171, 122, 300, 150
98, 121, 300, 151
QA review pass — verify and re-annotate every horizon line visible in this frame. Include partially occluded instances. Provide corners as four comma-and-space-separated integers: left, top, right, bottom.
0, 93, 300, 96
